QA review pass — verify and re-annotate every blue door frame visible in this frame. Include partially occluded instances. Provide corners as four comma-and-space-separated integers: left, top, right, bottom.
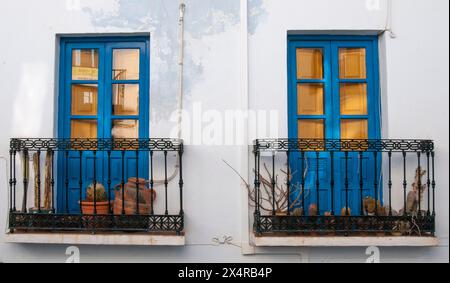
57, 36, 150, 213
287, 35, 382, 215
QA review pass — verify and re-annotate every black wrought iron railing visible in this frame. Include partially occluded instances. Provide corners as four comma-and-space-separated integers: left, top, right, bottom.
8, 138, 184, 234
253, 139, 436, 237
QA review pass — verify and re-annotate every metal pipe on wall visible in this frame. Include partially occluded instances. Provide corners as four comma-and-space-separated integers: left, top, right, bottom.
153, 0, 186, 186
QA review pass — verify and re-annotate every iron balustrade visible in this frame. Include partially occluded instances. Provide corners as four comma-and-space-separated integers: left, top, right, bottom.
8, 138, 184, 234
253, 139, 436, 236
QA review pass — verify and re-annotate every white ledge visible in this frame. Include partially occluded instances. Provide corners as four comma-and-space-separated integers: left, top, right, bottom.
4, 232, 185, 246
254, 236, 439, 247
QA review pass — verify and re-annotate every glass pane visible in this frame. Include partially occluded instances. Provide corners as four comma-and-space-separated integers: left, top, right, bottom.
71, 84, 98, 115
340, 83, 368, 115
112, 84, 139, 116
112, 120, 139, 139
298, 120, 324, 139
71, 120, 97, 139
113, 49, 140, 80
72, 49, 99, 80
297, 48, 323, 79
339, 48, 367, 79
341, 119, 368, 139
298, 83, 324, 115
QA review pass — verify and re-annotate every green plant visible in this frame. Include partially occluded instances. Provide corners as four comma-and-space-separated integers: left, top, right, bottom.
86, 183, 107, 202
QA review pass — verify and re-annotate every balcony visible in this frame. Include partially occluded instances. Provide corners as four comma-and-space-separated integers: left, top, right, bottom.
7, 138, 184, 244
252, 139, 438, 246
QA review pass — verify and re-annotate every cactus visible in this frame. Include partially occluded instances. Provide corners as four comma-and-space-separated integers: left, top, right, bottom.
86, 183, 107, 202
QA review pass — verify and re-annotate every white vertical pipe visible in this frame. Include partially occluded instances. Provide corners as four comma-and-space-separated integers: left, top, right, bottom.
153, 1, 185, 185
177, 0, 186, 139
239, 0, 254, 255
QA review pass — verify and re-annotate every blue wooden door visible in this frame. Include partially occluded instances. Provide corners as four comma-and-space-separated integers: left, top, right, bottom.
58, 37, 150, 213
288, 40, 334, 215
288, 36, 381, 215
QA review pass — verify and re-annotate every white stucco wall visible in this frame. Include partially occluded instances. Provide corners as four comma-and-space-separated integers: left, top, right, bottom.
0, 0, 448, 263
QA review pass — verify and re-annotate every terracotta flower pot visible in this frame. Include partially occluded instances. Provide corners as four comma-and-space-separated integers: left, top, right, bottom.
80, 201, 111, 215
114, 200, 153, 215
113, 182, 157, 215
128, 177, 148, 186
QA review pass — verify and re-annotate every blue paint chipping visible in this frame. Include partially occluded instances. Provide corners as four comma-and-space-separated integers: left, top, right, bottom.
248, 0, 268, 35
82, 0, 240, 122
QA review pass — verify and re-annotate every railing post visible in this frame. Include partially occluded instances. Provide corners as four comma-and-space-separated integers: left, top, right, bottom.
431, 151, 436, 217
316, 151, 320, 216
62, 149, 68, 214
271, 151, 276, 216
388, 151, 393, 216
359, 151, 364, 216
93, 150, 97, 215
286, 150, 291, 216
12, 150, 17, 212
330, 151, 335, 216
135, 149, 140, 215
344, 151, 349, 216
374, 151, 378, 216
9, 150, 13, 213
107, 150, 112, 214
78, 150, 83, 214
300, 151, 306, 216
417, 152, 422, 216
179, 146, 184, 216
254, 142, 261, 235
257, 148, 261, 216
150, 150, 155, 215
22, 149, 29, 213
254, 144, 260, 216
402, 151, 407, 216
121, 150, 126, 215
426, 151, 431, 216
164, 150, 169, 216
49, 149, 55, 213
36, 150, 41, 213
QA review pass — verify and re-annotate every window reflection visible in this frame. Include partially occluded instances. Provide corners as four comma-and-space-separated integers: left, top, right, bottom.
112, 120, 139, 139
112, 84, 139, 116
72, 49, 99, 80
113, 49, 140, 80
71, 84, 98, 115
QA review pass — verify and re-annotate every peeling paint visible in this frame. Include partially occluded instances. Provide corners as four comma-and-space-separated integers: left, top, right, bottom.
81, 0, 240, 124
249, 0, 268, 35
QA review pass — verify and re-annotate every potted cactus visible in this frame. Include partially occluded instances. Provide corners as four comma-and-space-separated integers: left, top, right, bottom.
80, 183, 111, 215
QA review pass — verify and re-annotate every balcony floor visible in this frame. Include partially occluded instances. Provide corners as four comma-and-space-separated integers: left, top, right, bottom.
253, 235, 439, 247
5, 232, 186, 246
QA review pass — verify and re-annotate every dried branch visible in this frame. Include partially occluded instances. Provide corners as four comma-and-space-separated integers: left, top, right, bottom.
222, 157, 312, 214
